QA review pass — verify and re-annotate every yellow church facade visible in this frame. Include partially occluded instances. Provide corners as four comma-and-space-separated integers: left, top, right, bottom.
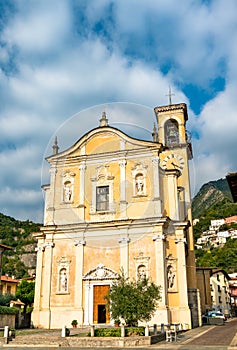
32, 102, 200, 329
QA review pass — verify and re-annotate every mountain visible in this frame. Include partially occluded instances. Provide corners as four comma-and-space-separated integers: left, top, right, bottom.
192, 178, 233, 219
0, 213, 40, 278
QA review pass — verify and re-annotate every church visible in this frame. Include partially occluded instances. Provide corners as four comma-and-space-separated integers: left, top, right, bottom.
32, 102, 200, 329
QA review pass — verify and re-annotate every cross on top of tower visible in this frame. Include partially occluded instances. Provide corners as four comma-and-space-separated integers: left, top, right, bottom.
166, 86, 175, 105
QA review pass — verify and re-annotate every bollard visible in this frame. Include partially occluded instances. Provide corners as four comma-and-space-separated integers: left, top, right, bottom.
161, 323, 165, 334
121, 324, 125, 337
153, 324, 157, 335
90, 325, 95, 337
61, 325, 66, 337
4, 326, 9, 344
145, 324, 149, 336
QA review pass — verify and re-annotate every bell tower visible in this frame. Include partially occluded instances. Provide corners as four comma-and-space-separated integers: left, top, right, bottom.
154, 102, 191, 155
154, 102, 199, 328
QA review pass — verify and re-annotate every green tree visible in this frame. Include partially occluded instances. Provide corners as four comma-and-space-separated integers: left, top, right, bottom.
105, 272, 161, 326
0, 293, 16, 306
16, 280, 35, 313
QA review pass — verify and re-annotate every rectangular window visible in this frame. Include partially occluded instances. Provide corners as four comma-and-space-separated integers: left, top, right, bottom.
96, 186, 109, 211
7, 286, 11, 294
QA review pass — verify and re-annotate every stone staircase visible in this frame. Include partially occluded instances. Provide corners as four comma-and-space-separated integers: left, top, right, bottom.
4, 327, 90, 347
8, 334, 68, 347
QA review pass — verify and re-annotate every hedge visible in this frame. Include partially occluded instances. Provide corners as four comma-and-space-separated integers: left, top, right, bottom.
91, 327, 145, 337
0, 306, 19, 315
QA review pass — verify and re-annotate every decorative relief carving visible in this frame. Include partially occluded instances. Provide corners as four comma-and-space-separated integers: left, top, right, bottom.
74, 239, 86, 246
35, 246, 45, 252
119, 160, 127, 168
175, 237, 187, 244
118, 237, 131, 244
83, 263, 119, 280
43, 242, 55, 249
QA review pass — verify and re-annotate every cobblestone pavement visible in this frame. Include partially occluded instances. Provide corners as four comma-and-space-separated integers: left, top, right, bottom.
152, 317, 237, 350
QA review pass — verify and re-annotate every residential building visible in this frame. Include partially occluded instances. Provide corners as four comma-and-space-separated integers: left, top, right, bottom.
196, 267, 212, 315
229, 273, 237, 316
0, 275, 19, 295
210, 269, 230, 316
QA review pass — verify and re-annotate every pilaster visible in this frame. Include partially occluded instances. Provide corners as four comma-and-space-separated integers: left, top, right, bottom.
152, 157, 162, 215
78, 163, 87, 220
152, 224, 170, 324
118, 236, 130, 276
174, 225, 192, 327
119, 160, 127, 218
47, 168, 57, 225
166, 169, 180, 220
74, 239, 86, 325
41, 241, 55, 328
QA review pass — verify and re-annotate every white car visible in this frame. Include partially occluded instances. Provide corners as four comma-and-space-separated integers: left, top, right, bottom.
207, 311, 226, 320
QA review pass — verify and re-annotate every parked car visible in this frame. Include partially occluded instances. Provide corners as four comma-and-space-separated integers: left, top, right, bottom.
202, 311, 226, 325
207, 311, 227, 320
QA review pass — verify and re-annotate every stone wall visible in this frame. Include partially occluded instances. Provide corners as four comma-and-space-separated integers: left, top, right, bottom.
0, 314, 15, 328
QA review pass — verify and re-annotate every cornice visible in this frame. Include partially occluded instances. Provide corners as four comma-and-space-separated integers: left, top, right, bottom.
154, 103, 188, 121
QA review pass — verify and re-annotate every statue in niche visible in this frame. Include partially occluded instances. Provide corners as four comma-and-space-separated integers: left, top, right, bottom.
60, 269, 68, 292
64, 182, 72, 202
136, 174, 144, 195
167, 265, 175, 289
138, 265, 146, 280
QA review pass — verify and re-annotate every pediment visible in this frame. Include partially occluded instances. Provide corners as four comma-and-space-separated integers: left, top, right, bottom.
83, 263, 119, 281
46, 126, 160, 162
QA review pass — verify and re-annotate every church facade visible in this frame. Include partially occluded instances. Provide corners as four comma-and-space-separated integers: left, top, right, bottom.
32, 103, 200, 329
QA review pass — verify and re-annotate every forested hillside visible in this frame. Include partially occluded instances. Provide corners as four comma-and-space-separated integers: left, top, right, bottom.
192, 178, 237, 273
0, 213, 40, 278
192, 178, 233, 218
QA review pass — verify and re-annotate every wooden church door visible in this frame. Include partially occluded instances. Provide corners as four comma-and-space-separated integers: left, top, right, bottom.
93, 285, 110, 323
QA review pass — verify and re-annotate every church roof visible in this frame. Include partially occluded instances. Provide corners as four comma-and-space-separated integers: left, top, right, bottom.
46, 116, 162, 162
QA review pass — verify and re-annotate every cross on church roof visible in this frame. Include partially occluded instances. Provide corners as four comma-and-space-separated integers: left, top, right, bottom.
166, 86, 175, 105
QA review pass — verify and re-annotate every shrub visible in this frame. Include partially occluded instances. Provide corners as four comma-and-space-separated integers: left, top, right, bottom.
0, 306, 19, 314
94, 328, 121, 337
92, 327, 145, 337
125, 327, 145, 336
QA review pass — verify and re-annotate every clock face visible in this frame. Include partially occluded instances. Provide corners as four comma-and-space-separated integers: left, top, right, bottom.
161, 153, 185, 171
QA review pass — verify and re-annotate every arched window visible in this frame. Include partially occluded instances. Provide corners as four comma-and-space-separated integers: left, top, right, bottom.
165, 119, 179, 146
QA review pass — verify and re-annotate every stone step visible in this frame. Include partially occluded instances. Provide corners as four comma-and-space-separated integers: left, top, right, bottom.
9, 335, 64, 345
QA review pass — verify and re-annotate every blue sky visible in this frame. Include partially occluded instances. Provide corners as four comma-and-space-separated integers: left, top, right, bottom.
0, 0, 237, 222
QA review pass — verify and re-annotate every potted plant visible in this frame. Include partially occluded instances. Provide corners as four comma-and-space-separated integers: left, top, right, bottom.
114, 319, 120, 327
71, 319, 78, 328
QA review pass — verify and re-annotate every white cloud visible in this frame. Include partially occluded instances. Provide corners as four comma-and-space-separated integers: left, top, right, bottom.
2, 0, 72, 54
